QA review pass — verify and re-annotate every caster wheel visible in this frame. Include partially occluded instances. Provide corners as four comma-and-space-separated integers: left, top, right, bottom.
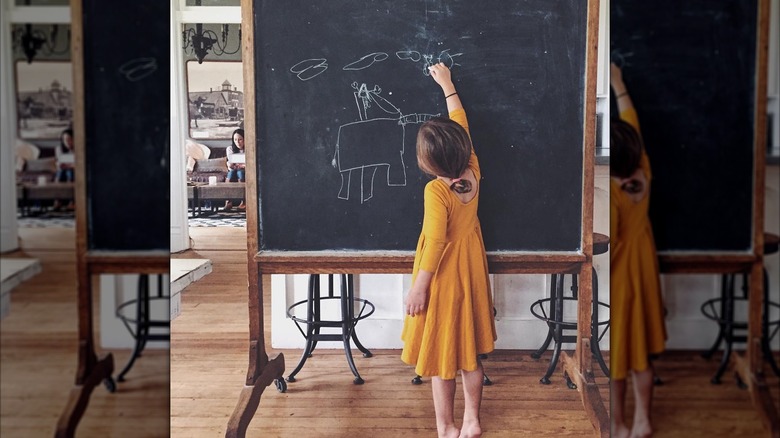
701, 351, 713, 360
275, 378, 287, 393
353, 377, 364, 385
478, 354, 488, 360
411, 376, 423, 385
530, 352, 542, 359
710, 377, 722, 385
103, 377, 116, 393
483, 375, 493, 386
286, 376, 296, 383
540, 377, 551, 385
653, 376, 663, 386
363, 352, 373, 358
735, 373, 748, 390
564, 372, 577, 389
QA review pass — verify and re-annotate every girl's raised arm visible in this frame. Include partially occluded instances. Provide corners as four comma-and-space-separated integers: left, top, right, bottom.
429, 63, 462, 113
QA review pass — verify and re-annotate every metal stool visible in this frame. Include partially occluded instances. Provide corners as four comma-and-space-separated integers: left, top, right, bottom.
115, 274, 169, 382
700, 233, 780, 385
529, 233, 611, 387
286, 274, 375, 384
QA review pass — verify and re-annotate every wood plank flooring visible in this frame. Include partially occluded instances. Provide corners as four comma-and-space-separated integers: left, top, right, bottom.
172, 227, 778, 438
3, 226, 776, 437
1, 228, 169, 437
172, 227, 609, 437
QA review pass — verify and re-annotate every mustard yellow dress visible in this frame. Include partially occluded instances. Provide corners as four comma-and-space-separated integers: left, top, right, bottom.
610, 108, 667, 380
401, 108, 497, 380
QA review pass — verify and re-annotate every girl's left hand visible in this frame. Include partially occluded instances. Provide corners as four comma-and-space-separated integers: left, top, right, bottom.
405, 287, 427, 317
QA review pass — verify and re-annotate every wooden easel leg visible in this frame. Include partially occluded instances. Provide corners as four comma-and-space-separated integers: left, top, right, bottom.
563, 341, 610, 438
226, 271, 286, 437
225, 354, 285, 438
54, 353, 114, 438
56, 264, 115, 437
735, 348, 780, 437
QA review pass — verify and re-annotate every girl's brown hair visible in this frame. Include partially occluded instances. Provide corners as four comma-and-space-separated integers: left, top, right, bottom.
416, 117, 473, 193
610, 119, 643, 179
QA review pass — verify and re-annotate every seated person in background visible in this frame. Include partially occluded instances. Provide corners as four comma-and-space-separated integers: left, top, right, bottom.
54, 128, 75, 210
224, 128, 246, 211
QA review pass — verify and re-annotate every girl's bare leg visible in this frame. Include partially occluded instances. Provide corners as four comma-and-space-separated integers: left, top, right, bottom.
612, 378, 630, 438
630, 368, 654, 438
460, 361, 484, 438
431, 376, 459, 438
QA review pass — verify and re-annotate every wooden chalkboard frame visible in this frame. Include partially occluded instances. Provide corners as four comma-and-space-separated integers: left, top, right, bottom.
227, 0, 606, 436
651, 0, 776, 433
55, 1, 169, 436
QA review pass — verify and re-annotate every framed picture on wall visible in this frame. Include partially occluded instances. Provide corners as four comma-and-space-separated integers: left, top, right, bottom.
185, 60, 244, 139
15, 60, 73, 139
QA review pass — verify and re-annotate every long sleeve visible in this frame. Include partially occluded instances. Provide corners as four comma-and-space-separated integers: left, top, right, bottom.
418, 184, 449, 273
620, 107, 651, 180
448, 108, 480, 179
225, 145, 234, 169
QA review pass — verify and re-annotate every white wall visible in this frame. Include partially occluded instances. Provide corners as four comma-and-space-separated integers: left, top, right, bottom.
660, 167, 779, 351
100, 274, 170, 349
271, 164, 613, 350
170, 0, 190, 253
270, 171, 780, 353
0, 0, 19, 253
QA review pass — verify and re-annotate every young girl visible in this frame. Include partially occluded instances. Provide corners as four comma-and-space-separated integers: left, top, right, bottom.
401, 63, 497, 438
609, 63, 667, 438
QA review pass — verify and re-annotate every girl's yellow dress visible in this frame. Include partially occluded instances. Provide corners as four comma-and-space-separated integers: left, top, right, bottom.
610, 108, 667, 380
401, 108, 497, 380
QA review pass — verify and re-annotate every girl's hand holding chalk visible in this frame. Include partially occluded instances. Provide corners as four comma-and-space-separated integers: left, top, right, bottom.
428, 62, 455, 96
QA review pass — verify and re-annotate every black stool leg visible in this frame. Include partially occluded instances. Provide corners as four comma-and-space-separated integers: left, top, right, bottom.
340, 275, 364, 384
540, 274, 564, 384
703, 274, 729, 360
306, 275, 326, 357
590, 267, 610, 377
346, 275, 372, 358
531, 274, 558, 359
118, 275, 149, 382
761, 268, 780, 377
711, 274, 735, 384
286, 275, 319, 382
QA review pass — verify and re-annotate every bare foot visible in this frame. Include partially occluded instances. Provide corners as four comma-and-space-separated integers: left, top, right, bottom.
630, 422, 652, 438
459, 420, 482, 438
612, 424, 630, 438
438, 425, 460, 438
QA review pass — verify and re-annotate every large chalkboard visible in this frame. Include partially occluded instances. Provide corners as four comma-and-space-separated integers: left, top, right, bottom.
81, 0, 169, 251
254, 0, 588, 252
611, 0, 758, 252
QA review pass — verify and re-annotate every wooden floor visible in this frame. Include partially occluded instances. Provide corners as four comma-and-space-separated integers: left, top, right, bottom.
3, 226, 776, 437
172, 227, 779, 437
0, 228, 169, 437
171, 228, 608, 437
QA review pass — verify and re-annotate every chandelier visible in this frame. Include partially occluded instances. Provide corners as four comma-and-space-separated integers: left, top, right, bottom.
12, 24, 70, 64
182, 23, 241, 64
